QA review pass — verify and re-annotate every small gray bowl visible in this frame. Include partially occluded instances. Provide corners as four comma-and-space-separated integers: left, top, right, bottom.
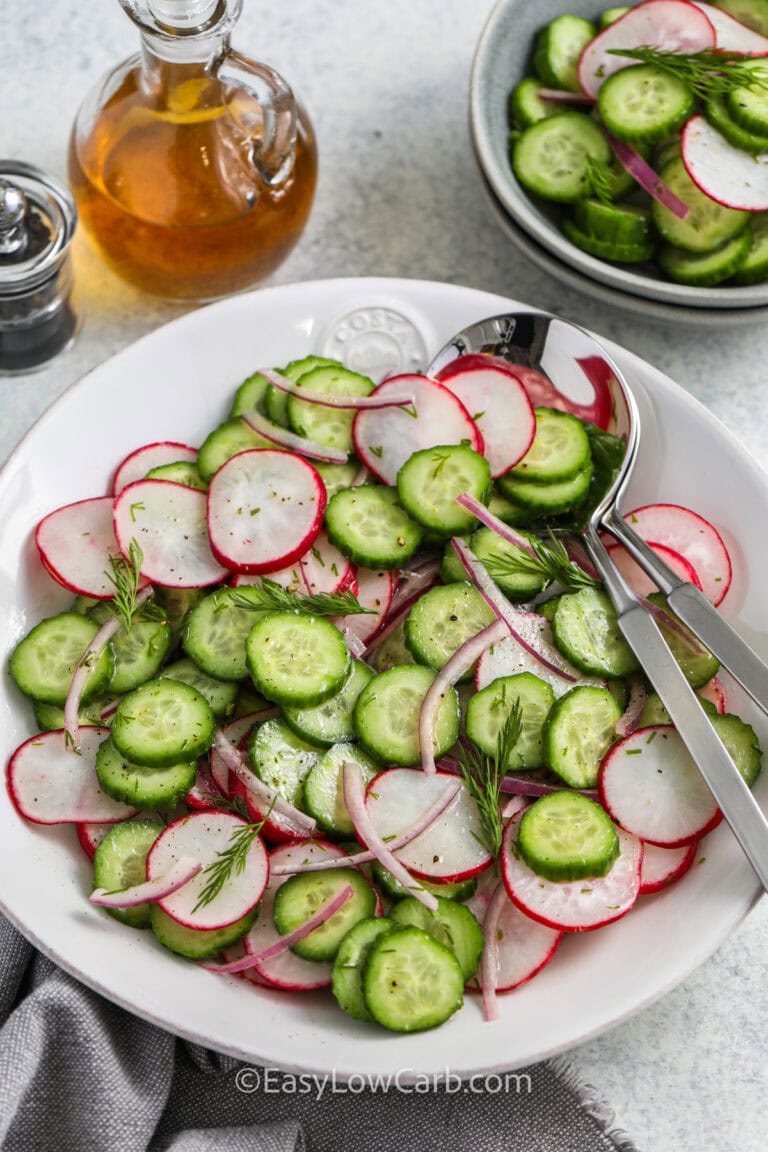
470, 0, 768, 317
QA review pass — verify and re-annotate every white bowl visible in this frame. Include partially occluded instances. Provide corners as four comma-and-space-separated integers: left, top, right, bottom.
470, 0, 768, 316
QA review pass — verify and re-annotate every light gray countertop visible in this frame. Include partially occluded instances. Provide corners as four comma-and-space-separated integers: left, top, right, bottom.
1, 2, 766, 1149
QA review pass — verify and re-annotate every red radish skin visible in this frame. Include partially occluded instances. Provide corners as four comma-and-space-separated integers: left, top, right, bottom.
35, 497, 140, 600
606, 540, 703, 597
622, 502, 732, 605
112, 441, 198, 496
7, 728, 137, 825
501, 818, 643, 932
473, 884, 563, 995
439, 363, 535, 478
682, 114, 768, 211
640, 840, 699, 895
699, 677, 727, 714
352, 375, 483, 485
690, 0, 768, 49
207, 450, 326, 575
148, 811, 269, 931
599, 725, 723, 847
114, 479, 228, 588
577, 0, 716, 98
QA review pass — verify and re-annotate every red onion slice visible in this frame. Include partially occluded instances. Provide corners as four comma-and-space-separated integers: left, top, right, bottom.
607, 135, 689, 219
456, 492, 538, 558
90, 855, 202, 909
481, 881, 508, 1023
615, 674, 647, 738
258, 368, 416, 411
343, 760, 439, 911
537, 88, 594, 103
212, 730, 316, 837
419, 618, 508, 775
201, 882, 355, 974
242, 409, 348, 464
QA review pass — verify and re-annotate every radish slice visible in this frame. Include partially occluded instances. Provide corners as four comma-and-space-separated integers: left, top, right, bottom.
420, 618, 508, 775
211, 730, 316, 838
475, 883, 563, 999
682, 113, 768, 210
501, 818, 642, 932
35, 497, 140, 600
147, 811, 269, 930
365, 768, 493, 882
299, 530, 354, 596
232, 565, 304, 592
114, 479, 227, 588
242, 409, 348, 464
77, 820, 119, 861
606, 540, 703, 597
475, 626, 596, 696
690, 0, 768, 49
577, 0, 716, 97
7, 728, 137, 825
599, 725, 722, 846
91, 855, 202, 909
201, 882, 354, 974
344, 761, 439, 910
207, 450, 325, 574
699, 676, 727, 714
607, 136, 690, 218
615, 675, 647, 739
352, 375, 483, 485
257, 368, 416, 411
334, 568, 395, 648
640, 839, 699, 894
622, 502, 732, 605
112, 441, 198, 496
439, 364, 535, 478
186, 761, 225, 812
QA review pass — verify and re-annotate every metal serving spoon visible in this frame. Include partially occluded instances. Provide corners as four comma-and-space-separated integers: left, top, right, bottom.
428, 309, 768, 890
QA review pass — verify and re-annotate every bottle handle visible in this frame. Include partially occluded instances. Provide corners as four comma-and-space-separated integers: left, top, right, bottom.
211, 48, 298, 186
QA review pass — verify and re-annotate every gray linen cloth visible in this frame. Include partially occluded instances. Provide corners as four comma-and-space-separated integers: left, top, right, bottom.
0, 914, 640, 1152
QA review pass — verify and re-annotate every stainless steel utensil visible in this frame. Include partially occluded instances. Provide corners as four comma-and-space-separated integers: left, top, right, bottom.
428, 310, 768, 889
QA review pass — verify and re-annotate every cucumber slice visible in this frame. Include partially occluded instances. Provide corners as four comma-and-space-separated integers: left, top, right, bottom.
396, 444, 492, 536
543, 684, 622, 788
573, 198, 653, 247
273, 867, 376, 961
536, 595, 562, 622
314, 461, 363, 500
405, 583, 496, 678
265, 356, 341, 428
332, 916, 396, 1021
283, 659, 374, 747
197, 418, 273, 483
287, 365, 374, 455
10, 612, 114, 706
371, 860, 477, 903
246, 612, 351, 707
518, 791, 620, 881
658, 231, 752, 287
87, 601, 172, 695
487, 486, 537, 526
370, 618, 416, 673
230, 370, 271, 418
362, 925, 465, 1032
182, 587, 266, 682
153, 585, 204, 646
553, 588, 640, 678
111, 678, 216, 768
92, 818, 162, 929
562, 218, 655, 263
466, 672, 556, 771
511, 408, 591, 483
441, 528, 547, 603
303, 742, 380, 836
95, 735, 197, 809
248, 717, 321, 806
600, 6, 629, 26
496, 462, 593, 515
151, 903, 256, 960
145, 461, 207, 491
714, 0, 768, 35
33, 695, 119, 731
353, 665, 460, 767
646, 592, 720, 688
705, 95, 768, 154
710, 712, 762, 787
651, 156, 749, 254
158, 657, 238, 720
640, 690, 718, 727
388, 895, 484, 981
513, 113, 612, 203
325, 486, 424, 570
597, 64, 695, 145
732, 213, 768, 284
533, 14, 596, 92
509, 77, 566, 129
728, 58, 768, 134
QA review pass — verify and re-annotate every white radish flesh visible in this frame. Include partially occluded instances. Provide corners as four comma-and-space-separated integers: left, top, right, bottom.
622, 501, 732, 604
599, 725, 722, 846
148, 811, 269, 930
475, 628, 597, 696
334, 568, 394, 647
682, 114, 768, 211
36, 497, 136, 599
352, 375, 483, 484
7, 728, 137, 824
112, 441, 198, 496
640, 840, 699, 894
440, 364, 535, 478
206, 450, 325, 574
299, 530, 354, 595
690, 1, 768, 49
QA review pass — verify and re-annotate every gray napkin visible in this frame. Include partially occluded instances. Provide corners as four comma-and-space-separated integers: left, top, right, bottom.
0, 914, 640, 1152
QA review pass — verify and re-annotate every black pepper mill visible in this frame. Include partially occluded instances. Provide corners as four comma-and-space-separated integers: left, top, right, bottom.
0, 161, 80, 374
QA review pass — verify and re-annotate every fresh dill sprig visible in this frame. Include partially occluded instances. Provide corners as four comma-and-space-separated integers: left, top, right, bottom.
483, 531, 600, 595
456, 702, 523, 857
606, 46, 768, 100
584, 154, 615, 204
105, 540, 144, 631
228, 577, 375, 617
193, 800, 274, 912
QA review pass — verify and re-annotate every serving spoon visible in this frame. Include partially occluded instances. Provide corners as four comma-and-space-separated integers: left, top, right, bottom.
428, 310, 768, 890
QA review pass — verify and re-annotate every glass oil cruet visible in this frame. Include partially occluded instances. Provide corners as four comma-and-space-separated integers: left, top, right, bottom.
69, 0, 317, 301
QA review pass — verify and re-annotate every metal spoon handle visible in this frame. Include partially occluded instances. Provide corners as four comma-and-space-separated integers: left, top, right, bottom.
585, 529, 768, 892
604, 509, 768, 715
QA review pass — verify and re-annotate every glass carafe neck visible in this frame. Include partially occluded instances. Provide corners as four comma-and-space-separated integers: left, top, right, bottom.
118, 0, 241, 60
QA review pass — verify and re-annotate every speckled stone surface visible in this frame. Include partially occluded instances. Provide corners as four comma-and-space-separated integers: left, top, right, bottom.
1, 2, 766, 1149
